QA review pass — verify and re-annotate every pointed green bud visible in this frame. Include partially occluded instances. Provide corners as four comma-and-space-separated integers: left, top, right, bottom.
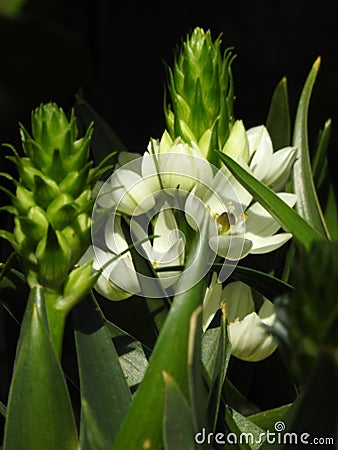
30, 103, 77, 159
14, 185, 36, 214
61, 213, 91, 265
60, 261, 100, 311
18, 205, 49, 243
165, 27, 235, 154
32, 174, 60, 209
46, 193, 78, 230
35, 226, 72, 288
59, 164, 91, 198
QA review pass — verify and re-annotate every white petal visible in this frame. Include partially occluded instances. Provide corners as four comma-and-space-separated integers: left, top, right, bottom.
245, 193, 297, 237
105, 215, 129, 254
222, 120, 249, 161
209, 235, 253, 261
263, 146, 297, 191
153, 205, 180, 253
185, 189, 210, 231
249, 232, 293, 254
223, 281, 255, 322
228, 313, 277, 362
141, 151, 162, 192
247, 126, 273, 180
110, 169, 155, 216
258, 298, 276, 326
202, 273, 223, 332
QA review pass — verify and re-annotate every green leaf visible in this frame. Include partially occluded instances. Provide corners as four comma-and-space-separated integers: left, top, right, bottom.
0, 401, 6, 418
188, 306, 209, 436
225, 407, 266, 450
111, 211, 213, 450
324, 184, 338, 240
105, 319, 150, 392
73, 296, 132, 450
292, 57, 328, 238
223, 264, 293, 299
163, 372, 195, 450
206, 303, 231, 433
266, 77, 291, 149
248, 404, 291, 431
122, 217, 171, 334
312, 118, 332, 190
216, 151, 324, 252
3, 286, 78, 450
285, 351, 338, 444
259, 351, 337, 449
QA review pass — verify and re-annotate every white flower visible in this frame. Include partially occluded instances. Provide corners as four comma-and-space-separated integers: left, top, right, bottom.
203, 279, 277, 362
225, 281, 277, 361
87, 207, 185, 300
97, 152, 161, 217
147, 133, 213, 196
185, 164, 297, 261
129, 204, 185, 289
80, 215, 140, 300
222, 121, 297, 192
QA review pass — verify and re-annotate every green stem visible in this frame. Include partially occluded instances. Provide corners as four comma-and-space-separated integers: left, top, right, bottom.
44, 288, 68, 360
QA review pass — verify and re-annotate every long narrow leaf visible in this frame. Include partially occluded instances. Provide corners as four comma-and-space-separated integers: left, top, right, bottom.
163, 372, 195, 450
266, 77, 291, 149
73, 296, 132, 450
292, 57, 328, 238
218, 264, 294, 299
3, 287, 78, 450
312, 118, 332, 190
188, 306, 209, 438
112, 212, 213, 450
206, 303, 231, 433
217, 151, 324, 252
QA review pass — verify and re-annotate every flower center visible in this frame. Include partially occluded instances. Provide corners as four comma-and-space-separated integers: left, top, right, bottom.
214, 201, 248, 235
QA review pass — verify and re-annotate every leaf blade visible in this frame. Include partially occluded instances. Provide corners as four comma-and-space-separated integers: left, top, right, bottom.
292, 57, 328, 238
216, 151, 324, 252
3, 287, 78, 450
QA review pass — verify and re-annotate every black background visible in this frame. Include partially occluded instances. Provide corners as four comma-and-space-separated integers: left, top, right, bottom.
1, 0, 338, 161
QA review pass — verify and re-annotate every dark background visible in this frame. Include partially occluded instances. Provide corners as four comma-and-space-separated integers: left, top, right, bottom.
1, 0, 338, 158
0, 0, 337, 437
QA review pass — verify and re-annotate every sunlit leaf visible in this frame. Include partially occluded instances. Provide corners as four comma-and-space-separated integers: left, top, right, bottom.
112, 211, 212, 450
217, 151, 324, 252
163, 371, 195, 450
292, 57, 328, 238
3, 287, 78, 450
266, 77, 291, 149
73, 296, 132, 449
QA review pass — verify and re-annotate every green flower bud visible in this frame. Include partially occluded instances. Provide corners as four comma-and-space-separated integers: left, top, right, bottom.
3, 102, 110, 291
61, 213, 91, 265
165, 27, 235, 159
46, 193, 77, 230
60, 261, 100, 311
35, 226, 72, 288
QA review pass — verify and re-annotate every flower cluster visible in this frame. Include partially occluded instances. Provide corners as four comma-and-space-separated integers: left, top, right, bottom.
87, 27, 298, 362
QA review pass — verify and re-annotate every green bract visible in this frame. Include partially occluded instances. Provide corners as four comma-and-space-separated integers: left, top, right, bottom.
165, 27, 235, 159
4, 103, 104, 287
